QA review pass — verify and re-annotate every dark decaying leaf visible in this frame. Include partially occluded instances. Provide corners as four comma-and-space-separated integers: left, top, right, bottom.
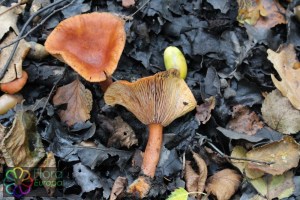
205, 169, 242, 200
53, 79, 93, 126
247, 136, 300, 175
0, 111, 45, 167
227, 105, 263, 135
184, 151, 207, 199
73, 163, 110, 198
107, 116, 138, 149
195, 96, 215, 125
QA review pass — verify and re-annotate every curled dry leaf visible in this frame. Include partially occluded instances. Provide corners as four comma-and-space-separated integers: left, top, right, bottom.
109, 176, 128, 200
247, 136, 300, 175
205, 169, 242, 200
0, 31, 30, 83
107, 116, 138, 149
53, 79, 92, 126
0, 111, 45, 167
250, 171, 294, 199
231, 146, 264, 179
195, 96, 215, 125
184, 151, 207, 199
267, 44, 300, 110
36, 152, 57, 197
227, 105, 263, 135
261, 90, 300, 134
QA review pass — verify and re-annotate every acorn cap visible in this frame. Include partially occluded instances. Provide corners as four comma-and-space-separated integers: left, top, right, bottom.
104, 69, 197, 127
45, 12, 126, 82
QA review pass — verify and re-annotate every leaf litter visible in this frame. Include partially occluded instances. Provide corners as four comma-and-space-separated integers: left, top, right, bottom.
0, 0, 300, 199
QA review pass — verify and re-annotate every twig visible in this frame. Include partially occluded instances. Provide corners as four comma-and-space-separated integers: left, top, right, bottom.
0, 0, 27, 16
36, 67, 67, 124
206, 141, 275, 165
0, 0, 73, 80
0, 0, 75, 51
124, 0, 150, 21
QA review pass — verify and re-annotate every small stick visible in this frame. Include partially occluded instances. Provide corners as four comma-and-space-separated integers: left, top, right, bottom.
0, 0, 27, 16
206, 141, 275, 165
36, 67, 67, 124
0, 0, 75, 51
0, 0, 74, 80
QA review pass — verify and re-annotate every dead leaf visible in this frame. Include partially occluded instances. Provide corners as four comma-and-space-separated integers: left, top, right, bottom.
231, 146, 264, 179
0, 31, 30, 83
250, 171, 295, 199
237, 0, 267, 25
261, 89, 300, 134
205, 169, 242, 200
0, 5, 19, 39
109, 176, 128, 200
237, 0, 286, 28
0, 110, 45, 167
195, 96, 215, 125
246, 136, 300, 175
53, 79, 93, 126
36, 152, 57, 197
227, 105, 263, 135
267, 44, 300, 110
184, 151, 207, 199
107, 116, 138, 149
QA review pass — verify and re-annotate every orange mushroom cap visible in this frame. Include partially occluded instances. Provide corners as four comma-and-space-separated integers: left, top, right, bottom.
45, 12, 126, 82
104, 69, 197, 127
0, 71, 28, 94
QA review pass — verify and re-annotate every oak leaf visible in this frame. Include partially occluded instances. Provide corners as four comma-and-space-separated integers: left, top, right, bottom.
0, 5, 19, 39
109, 176, 127, 200
267, 44, 300, 110
195, 96, 215, 125
53, 79, 92, 126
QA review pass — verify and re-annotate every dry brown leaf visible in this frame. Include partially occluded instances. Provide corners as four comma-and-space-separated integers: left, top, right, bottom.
237, 0, 286, 28
261, 90, 300, 134
0, 111, 45, 167
53, 79, 92, 126
184, 151, 207, 199
109, 176, 128, 200
267, 44, 300, 110
227, 105, 263, 135
107, 116, 138, 149
0, 5, 19, 39
36, 152, 57, 197
247, 136, 300, 175
195, 96, 215, 125
231, 146, 264, 179
0, 31, 30, 83
205, 169, 242, 200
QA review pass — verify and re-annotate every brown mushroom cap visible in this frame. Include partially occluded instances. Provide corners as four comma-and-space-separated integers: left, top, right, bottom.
45, 12, 126, 82
104, 69, 197, 127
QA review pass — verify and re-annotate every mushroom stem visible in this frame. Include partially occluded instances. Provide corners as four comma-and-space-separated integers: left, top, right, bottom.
99, 77, 113, 92
141, 123, 163, 177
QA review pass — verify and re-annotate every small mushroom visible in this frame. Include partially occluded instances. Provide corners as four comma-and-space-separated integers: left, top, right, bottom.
104, 69, 197, 198
0, 70, 28, 94
45, 12, 126, 91
164, 46, 187, 79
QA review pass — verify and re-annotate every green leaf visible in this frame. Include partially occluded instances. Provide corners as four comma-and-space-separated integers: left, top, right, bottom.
166, 187, 189, 200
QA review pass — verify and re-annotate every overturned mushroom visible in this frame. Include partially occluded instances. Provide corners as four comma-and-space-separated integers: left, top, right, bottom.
104, 69, 197, 198
45, 12, 126, 91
